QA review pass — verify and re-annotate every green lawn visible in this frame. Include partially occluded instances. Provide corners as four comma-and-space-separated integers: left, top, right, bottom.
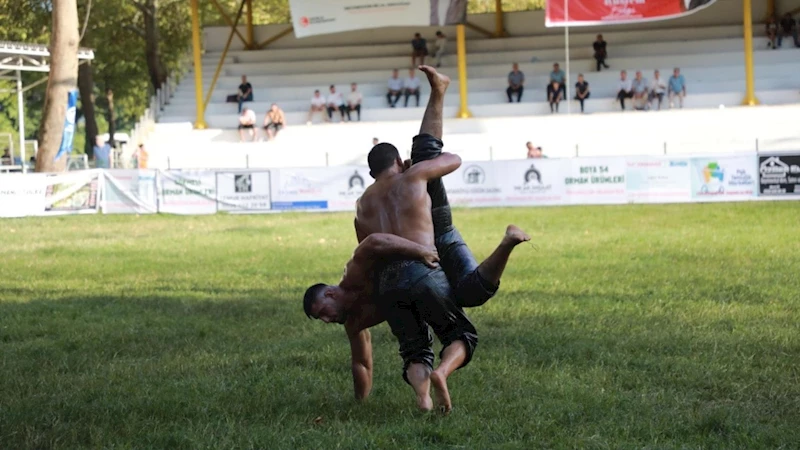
1, 202, 799, 449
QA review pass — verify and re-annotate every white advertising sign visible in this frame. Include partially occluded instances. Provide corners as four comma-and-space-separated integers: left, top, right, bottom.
43, 170, 100, 215
442, 162, 503, 207
324, 166, 373, 212
0, 174, 46, 218
271, 166, 373, 212
625, 157, 691, 203
216, 171, 272, 212
563, 157, 627, 205
496, 159, 568, 206
158, 170, 217, 215
690, 156, 757, 201
103, 170, 158, 214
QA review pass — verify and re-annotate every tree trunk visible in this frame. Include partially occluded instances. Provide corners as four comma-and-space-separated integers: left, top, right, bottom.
144, 0, 167, 91
78, 62, 98, 159
105, 88, 116, 149
36, 0, 80, 172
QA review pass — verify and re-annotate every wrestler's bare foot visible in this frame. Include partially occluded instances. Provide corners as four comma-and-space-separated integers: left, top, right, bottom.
419, 65, 450, 95
430, 370, 452, 415
406, 363, 433, 412
503, 225, 531, 247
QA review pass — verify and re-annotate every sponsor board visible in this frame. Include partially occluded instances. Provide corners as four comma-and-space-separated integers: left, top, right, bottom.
158, 170, 217, 214
758, 154, 800, 196
271, 167, 330, 211
216, 171, 272, 212
563, 157, 627, 204
0, 174, 47, 218
326, 167, 373, 212
443, 163, 503, 207
44, 171, 99, 213
103, 170, 158, 214
546, 0, 718, 27
625, 157, 691, 203
496, 159, 567, 206
690, 156, 757, 201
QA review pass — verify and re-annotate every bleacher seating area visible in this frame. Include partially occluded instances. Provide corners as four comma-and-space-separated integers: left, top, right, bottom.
144, 1, 800, 169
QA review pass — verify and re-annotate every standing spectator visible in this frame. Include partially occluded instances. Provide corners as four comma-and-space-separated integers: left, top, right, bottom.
547, 80, 562, 113
94, 136, 112, 168
262, 103, 286, 140
593, 34, 610, 71
649, 70, 667, 110
411, 33, 428, 67
133, 143, 148, 169
668, 67, 687, 109
766, 15, 779, 49
779, 13, 799, 48
326, 85, 346, 122
387, 69, 403, 107
307, 90, 328, 125
236, 75, 253, 113
433, 31, 447, 67
372, 137, 379, 146
404, 69, 421, 107
1, 148, 10, 165
526, 142, 545, 158
574, 74, 590, 113
238, 108, 257, 142
346, 83, 363, 121
507, 63, 525, 103
631, 71, 649, 110
549, 63, 567, 99
616, 70, 633, 110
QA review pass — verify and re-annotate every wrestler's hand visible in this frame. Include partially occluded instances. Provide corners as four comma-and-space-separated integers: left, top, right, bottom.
421, 247, 440, 268
403, 159, 412, 171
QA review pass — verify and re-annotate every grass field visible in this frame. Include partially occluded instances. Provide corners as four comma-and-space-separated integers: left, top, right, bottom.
1, 202, 799, 449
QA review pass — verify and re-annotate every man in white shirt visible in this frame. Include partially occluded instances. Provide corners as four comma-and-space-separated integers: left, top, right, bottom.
631, 71, 649, 111
616, 70, 633, 111
238, 107, 257, 142
404, 68, 422, 107
434, 31, 447, 68
649, 70, 667, 110
326, 85, 346, 122
307, 89, 329, 125
387, 69, 403, 107
347, 82, 363, 122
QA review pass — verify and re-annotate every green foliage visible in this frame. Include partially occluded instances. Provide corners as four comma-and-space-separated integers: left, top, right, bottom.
1, 202, 799, 448
469, 0, 546, 14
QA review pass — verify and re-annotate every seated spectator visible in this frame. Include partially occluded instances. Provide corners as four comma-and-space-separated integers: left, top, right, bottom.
593, 34, 610, 71
668, 67, 687, 109
767, 15, 779, 49
387, 69, 403, 108
526, 142, 546, 159
238, 107, 257, 142
549, 63, 567, 99
616, 70, 633, 110
574, 74, 590, 113
507, 63, 525, 103
433, 31, 447, 67
326, 85, 346, 122
411, 32, 428, 67
1, 148, 10, 165
649, 70, 667, 110
779, 13, 799, 48
307, 90, 328, 125
234, 75, 253, 113
346, 82, 362, 122
94, 136, 112, 167
262, 103, 286, 141
404, 69, 421, 108
631, 71, 649, 110
547, 80, 562, 113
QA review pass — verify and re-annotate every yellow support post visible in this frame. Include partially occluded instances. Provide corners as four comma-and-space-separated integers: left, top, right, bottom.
495, 0, 506, 37
190, 0, 207, 129
246, 0, 255, 49
204, 0, 247, 111
456, 24, 472, 118
742, 0, 759, 106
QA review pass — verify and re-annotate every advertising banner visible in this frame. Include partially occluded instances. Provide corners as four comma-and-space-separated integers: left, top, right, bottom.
0, 174, 46, 218
270, 166, 373, 212
216, 171, 272, 212
44, 170, 100, 214
323, 166, 373, 212
546, 0, 717, 27
289, 0, 467, 38
758, 154, 800, 196
55, 90, 79, 162
690, 156, 757, 201
562, 157, 627, 204
157, 170, 217, 215
442, 162, 503, 207
496, 159, 568, 206
625, 157, 691, 203
102, 170, 158, 214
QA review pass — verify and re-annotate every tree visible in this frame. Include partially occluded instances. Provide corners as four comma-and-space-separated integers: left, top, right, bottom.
36, 0, 80, 172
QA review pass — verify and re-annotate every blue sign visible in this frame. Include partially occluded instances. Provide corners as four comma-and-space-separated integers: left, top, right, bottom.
271, 201, 328, 210
55, 90, 78, 162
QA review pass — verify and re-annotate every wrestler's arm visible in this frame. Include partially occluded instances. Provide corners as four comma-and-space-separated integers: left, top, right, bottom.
404, 152, 461, 181
340, 233, 439, 290
354, 217, 368, 243
345, 320, 373, 400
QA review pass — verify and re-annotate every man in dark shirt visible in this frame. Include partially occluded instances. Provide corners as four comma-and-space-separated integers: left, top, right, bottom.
779, 13, 799, 48
593, 34, 609, 72
236, 75, 253, 113
506, 63, 525, 103
546, 80, 562, 113
574, 74, 590, 113
411, 33, 428, 67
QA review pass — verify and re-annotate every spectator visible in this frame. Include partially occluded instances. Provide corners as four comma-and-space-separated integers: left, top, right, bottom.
238, 107, 257, 142
326, 85, 346, 122
263, 103, 286, 140
574, 74, 590, 113
547, 80, 562, 113
616, 70, 633, 110
668, 67, 687, 109
507, 63, 525, 103
346, 82, 363, 122
649, 70, 667, 110
93, 136, 112, 168
631, 71, 649, 110
779, 13, 799, 48
307, 90, 328, 124
372, 137, 379, 146
404, 69, 421, 107
236, 75, 253, 113
593, 34, 610, 71
433, 31, 447, 67
549, 63, 567, 99
134, 143, 148, 169
411, 32, 428, 67
767, 15, 779, 49
387, 69, 403, 108
526, 142, 545, 158
1, 148, 10, 165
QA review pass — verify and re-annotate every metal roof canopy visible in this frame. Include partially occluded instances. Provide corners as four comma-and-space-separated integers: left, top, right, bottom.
0, 41, 94, 173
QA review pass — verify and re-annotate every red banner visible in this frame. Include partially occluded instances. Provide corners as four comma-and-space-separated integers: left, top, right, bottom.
546, 0, 717, 27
